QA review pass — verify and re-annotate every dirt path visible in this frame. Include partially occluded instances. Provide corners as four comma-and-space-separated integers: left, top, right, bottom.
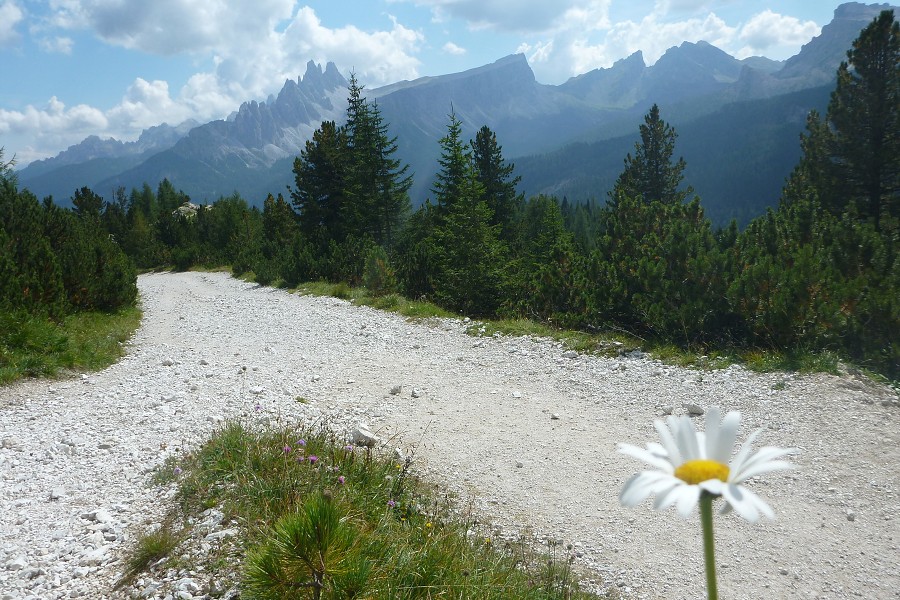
2, 271, 898, 599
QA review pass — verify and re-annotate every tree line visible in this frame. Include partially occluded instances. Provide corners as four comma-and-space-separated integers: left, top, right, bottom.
2, 11, 897, 378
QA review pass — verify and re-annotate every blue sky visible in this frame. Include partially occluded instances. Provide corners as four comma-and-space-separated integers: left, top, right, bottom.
0, 1, 852, 165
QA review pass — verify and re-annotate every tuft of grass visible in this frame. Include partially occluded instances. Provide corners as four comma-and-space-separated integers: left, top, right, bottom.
742, 348, 840, 375
117, 524, 181, 589
0, 306, 141, 386
295, 281, 456, 320
139, 420, 605, 599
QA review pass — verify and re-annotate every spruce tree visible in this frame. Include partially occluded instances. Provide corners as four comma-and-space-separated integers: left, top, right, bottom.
471, 125, 521, 241
431, 111, 469, 214
290, 120, 350, 242
827, 9, 900, 228
610, 104, 692, 206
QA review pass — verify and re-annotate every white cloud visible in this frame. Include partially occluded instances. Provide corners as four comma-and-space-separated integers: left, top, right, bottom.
734, 10, 820, 58
442, 41, 466, 55
281, 8, 423, 85
0, 0, 24, 47
3, 4, 428, 163
413, 0, 611, 34
46, 0, 295, 55
0, 96, 108, 154
37, 35, 74, 54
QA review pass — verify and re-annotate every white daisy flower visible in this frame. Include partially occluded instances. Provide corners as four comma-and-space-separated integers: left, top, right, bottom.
618, 407, 796, 523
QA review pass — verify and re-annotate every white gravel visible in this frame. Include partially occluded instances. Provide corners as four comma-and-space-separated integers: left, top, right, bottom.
1, 271, 899, 599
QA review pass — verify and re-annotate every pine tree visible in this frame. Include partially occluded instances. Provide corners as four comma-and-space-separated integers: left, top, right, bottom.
290, 120, 350, 242
431, 111, 469, 214
827, 9, 900, 227
610, 104, 692, 206
471, 125, 521, 241
343, 74, 412, 248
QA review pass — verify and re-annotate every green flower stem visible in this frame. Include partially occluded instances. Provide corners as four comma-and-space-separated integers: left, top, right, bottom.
699, 491, 719, 600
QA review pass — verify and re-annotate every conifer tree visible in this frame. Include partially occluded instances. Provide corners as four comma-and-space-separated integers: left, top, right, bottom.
290, 120, 350, 242
431, 111, 469, 214
610, 104, 692, 206
471, 125, 521, 241
827, 9, 900, 227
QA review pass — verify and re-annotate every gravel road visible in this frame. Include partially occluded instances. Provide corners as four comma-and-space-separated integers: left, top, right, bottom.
1, 271, 898, 599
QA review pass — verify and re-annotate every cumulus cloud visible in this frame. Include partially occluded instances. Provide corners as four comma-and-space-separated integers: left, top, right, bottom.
442, 41, 466, 55
734, 10, 820, 58
281, 8, 423, 85
413, 0, 610, 34
519, 6, 736, 82
0, 96, 105, 132
0, 0, 24, 46
3, 4, 428, 163
45, 0, 294, 55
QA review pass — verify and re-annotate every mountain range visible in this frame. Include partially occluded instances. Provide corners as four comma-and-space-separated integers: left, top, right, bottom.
16, 2, 898, 227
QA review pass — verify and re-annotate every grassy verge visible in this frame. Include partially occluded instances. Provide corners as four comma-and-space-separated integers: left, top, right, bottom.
294, 281, 457, 320
273, 275, 858, 377
0, 306, 141, 386
125, 421, 609, 599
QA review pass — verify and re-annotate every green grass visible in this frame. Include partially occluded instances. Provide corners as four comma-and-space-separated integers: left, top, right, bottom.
741, 348, 841, 375
118, 524, 182, 589
294, 281, 456, 320
0, 306, 141, 385
134, 421, 608, 599
285, 275, 855, 378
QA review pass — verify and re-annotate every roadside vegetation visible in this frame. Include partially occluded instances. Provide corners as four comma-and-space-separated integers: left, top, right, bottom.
122, 420, 605, 599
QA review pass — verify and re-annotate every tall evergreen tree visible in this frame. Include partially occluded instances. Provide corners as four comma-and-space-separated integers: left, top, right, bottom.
290, 120, 350, 242
827, 9, 900, 227
431, 111, 469, 213
610, 104, 692, 206
366, 101, 412, 248
471, 125, 521, 241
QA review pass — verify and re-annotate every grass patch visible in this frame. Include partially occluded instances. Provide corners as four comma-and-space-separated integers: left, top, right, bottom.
117, 524, 182, 589
741, 348, 841, 375
294, 281, 456, 320
0, 306, 141, 386
138, 421, 606, 599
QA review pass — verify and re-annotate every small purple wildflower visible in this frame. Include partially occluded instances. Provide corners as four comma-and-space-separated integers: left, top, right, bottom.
296, 439, 306, 447
308, 455, 318, 465
283, 445, 291, 453
254, 404, 262, 411
344, 444, 354, 452
173, 466, 182, 476
387, 499, 396, 508
338, 476, 346, 485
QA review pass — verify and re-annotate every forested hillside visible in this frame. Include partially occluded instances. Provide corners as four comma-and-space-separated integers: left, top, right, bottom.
3, 11, 897, 379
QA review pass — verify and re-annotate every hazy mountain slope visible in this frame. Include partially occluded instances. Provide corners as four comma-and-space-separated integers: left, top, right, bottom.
515, 84, 832, 227
14, 2, 898, 221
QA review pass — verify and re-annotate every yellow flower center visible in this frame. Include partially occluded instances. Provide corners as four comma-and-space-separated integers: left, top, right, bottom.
674, 459, 730, 485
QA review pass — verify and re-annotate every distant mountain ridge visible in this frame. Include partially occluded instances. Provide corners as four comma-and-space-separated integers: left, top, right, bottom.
16, 2, 897, 225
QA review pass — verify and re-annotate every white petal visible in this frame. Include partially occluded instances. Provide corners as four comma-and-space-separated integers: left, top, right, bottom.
654, 419, 682, 466
675, 485, 701, 517
732, 459, 794, 483
710, 411, 741, 464
652, 480, 684, 510
670, 415, 701, 461
728, 428, 763, 475
731, 446, 797, 483
620, 471, 677, 507
721, 483, 775, 523
699, 479, 725, 496
704, 407, 722, 459
618, 443, 675, 473
647, 441, 668, 456
696, 431, 707, 458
